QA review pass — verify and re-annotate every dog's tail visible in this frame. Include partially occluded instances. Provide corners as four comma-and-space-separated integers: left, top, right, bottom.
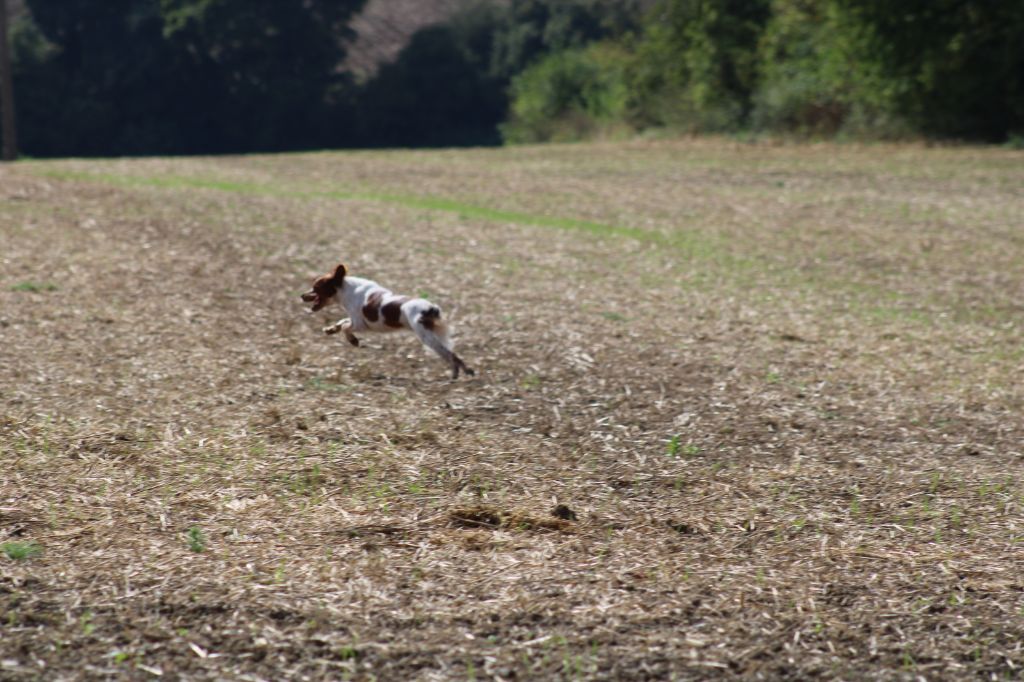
418, 306, 451, 348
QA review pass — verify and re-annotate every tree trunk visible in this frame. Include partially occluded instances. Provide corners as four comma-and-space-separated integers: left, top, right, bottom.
0, 0, 17, 161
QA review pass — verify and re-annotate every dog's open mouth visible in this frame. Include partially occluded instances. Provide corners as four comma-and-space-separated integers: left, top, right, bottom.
301, 291, 323, 312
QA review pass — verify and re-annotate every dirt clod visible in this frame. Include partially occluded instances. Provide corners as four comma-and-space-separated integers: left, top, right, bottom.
550, 504, 577, 521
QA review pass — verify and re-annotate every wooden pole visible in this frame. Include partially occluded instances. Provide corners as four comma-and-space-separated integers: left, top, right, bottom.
0, 0, 18, 161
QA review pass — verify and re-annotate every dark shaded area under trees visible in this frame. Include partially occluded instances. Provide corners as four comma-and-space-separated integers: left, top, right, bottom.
1, 0, 1021, 158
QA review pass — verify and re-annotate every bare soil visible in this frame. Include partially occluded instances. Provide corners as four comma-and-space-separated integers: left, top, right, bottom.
2, 139, 1023, 680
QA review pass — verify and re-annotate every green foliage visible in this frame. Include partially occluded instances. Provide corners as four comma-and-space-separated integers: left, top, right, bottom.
159, 0, 364, 151
5, 0, 1022, 155
505, 0, 1024, 142
355, 13, 507, 148
628, 0, 771, 131
666, 434, 681, 457
502, 0, 776, 140
750, 0, 920, 137
12, 0, 364, 156
15, 0, 177, 155
490, 0, 642, 79
838, 0, 1024, 141
10, 281, 58, 292
79, 610, 95, 635
355, 0, 639, 148
187, 526, 206, 553
2, 541, 42, 560
753, 0, 1024, 140
502, 42, 632, 143
519, 0, 1024, 142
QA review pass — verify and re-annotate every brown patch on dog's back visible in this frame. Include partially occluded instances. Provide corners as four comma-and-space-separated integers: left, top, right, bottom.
363, 292, 383, 322
382, 297, 410, 328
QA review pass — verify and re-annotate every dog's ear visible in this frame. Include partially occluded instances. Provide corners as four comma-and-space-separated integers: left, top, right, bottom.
332, 263, 347, 283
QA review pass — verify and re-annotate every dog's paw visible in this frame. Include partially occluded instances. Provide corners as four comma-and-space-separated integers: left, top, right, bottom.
346, 335, 360, 347
323, 324, 341, 335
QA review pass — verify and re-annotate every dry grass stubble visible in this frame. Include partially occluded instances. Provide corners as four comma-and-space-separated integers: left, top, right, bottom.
2, 141, 1024, 680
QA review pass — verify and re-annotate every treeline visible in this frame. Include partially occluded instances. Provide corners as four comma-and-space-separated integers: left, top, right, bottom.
4, 0, 1023, 157
9, 0, 368, 156
500, 0, 1024, 144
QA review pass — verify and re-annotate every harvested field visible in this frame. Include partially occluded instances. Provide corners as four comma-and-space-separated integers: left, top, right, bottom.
2, 139, 1024, 680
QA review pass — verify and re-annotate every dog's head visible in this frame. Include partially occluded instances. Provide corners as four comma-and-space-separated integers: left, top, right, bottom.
301, 263, 346, 312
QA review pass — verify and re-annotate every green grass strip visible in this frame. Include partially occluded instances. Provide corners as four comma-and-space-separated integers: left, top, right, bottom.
32, 168, 720, 258
29, 166, 998, 330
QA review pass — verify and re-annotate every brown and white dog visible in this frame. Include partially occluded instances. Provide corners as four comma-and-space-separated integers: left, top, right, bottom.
301, 263, 474, 379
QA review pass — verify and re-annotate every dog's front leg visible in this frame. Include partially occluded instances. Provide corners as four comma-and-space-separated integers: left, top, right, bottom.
324, 319, 360, 346
323, 319, 345, 335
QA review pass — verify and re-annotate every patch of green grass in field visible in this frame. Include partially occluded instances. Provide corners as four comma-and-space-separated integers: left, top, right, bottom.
306, 377, 352, 393
284, 465, 325, 497
10, 281, 58, 292
33, 168, 726, 260
2, 541, 42, 560
2, 540, 42, 557
38, 170, 271, 196
30, 164, 1023, 335
187, 526, 206, 553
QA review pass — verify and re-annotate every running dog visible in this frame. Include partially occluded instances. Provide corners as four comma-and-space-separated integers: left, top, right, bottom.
301, 263, 474, 379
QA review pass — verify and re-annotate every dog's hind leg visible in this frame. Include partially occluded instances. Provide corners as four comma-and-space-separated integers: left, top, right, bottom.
450, 352, 474, 379
409, 314, 473, 379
